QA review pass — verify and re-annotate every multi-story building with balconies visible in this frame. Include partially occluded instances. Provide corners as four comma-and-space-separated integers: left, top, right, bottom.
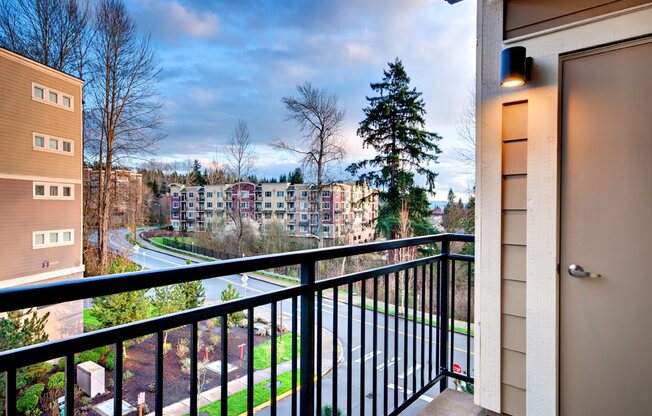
0, 47, 84, 339
169, 181, 378, 243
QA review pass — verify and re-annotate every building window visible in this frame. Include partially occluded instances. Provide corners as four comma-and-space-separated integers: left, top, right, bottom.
240, 201, 249, 208
33, 182, 74, 200
300, 202, 308, 210
207, 192, 213, 198
277, 202, 284, 209
301, 190, 308, 197
32, 83, 74, 110
322, 191, 331, 197
226, 202, 233, 210
33, 85, 44, 99
217, 202, 223, 208
173, 192, 179, 197
324, 213, 331, 221
240, 191, 249, 198
34, 135, 45, 148
264, 202, 272, 209
189, 202, 194, 208
33, 229, 74, 249
33, 133, 74, 156
265, 191, 272, 197
323, 202, 330, 209
173, 202, 179, 208
207, 202, 213, 208
189, 192, 194, 198
301, 213, 308, 221
216, 192, 222, 198
276, 191, 284, 197
188, 212, 193, 218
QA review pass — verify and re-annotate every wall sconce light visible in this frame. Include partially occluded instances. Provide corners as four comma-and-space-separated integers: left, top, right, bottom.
500, 46, 532, 88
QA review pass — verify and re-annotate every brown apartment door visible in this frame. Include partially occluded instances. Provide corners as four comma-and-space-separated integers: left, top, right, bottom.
560, 38, 652, 415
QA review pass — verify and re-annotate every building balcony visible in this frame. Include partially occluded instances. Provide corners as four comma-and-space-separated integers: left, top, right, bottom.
0, 234, 474, 416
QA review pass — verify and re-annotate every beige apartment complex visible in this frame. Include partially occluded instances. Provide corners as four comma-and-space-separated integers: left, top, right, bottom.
83, 168, 144, 227
169, 181, 378, 243
0, 47, 84, 338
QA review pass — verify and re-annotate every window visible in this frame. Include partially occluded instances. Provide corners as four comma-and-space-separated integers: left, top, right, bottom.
173, 202, 179, 208
276, 213, 284, 219
226, 202, 233, 209
240, 201, 249, 208
322, 191, 331, 197
323, 202, 331, 209
33, 86, 44, 99
32, 83, 73, 110
300, 202, 308, 209
287, 213, 295, 220
216, 192, 223, 198
34, 135, 45, 148
33, 229, 74, 249
173, 192, 179, 197
287, 192, 294, 198
264, 202, 272, 209
276, 191, 284, 197
34, 133, 74, 155
188, 212, 193, 218
301, 190, 308, 197
301, 213, 308, 221
172, 221, 179, 228
324, 213, 331, 221
207, 202, 213, 208
217, 202, 223, 208
189, 202, 194, 208
240, 191, 249, 198
300, 225, 308, 232
33, 182, 74, 200
265, 191, 272, 197
264, 213, 272, 219
277, 202, 284, 209
189, 192, 194, 198
207, 192, 213, 198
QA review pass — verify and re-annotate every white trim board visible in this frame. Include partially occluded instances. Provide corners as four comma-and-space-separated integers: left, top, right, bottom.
0, 265, 85, 289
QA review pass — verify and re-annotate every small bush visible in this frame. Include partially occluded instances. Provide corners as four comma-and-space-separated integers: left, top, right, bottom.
163, 342, 172, 356
104, 352, 115, 371
17, 383, 45, 415
176, 338, 190, 359
123, 370, 134, 380
47, 372, 65, 391
77, 350, 101, 364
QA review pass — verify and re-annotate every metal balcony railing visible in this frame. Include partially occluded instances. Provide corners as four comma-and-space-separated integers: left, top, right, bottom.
0, 233, 474, 416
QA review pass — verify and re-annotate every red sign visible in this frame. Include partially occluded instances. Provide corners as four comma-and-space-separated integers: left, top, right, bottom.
453, 363, 463, 374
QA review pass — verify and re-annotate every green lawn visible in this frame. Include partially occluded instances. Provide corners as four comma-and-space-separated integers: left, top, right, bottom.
253, 333, 299, 370
83, 309, 102, 328
196, 370, 296, 416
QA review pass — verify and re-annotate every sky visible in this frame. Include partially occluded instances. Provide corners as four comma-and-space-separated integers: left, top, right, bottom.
126, 0, 477, 202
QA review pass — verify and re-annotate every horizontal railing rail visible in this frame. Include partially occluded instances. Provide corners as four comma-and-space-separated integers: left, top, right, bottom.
0, 233, 474, 416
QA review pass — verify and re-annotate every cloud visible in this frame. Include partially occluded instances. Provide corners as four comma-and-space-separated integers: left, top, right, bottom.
133, 0, 219, 42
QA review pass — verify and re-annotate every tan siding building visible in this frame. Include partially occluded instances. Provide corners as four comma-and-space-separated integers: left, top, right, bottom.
0, 47, 84, 339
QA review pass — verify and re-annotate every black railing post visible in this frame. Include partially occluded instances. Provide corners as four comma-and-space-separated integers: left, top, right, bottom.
300, 261, 316, 415
439, 238, 450, 393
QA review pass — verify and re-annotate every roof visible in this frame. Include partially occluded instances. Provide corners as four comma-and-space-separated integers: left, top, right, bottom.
0, 46, 83, 83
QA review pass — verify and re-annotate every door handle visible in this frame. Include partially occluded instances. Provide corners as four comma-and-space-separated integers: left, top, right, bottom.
568, 264, 603, 279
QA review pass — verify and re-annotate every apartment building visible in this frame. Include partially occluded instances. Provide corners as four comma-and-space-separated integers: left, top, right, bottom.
83, 168, 144, 226
169, 181, 378, 243
0, 47, 84, 338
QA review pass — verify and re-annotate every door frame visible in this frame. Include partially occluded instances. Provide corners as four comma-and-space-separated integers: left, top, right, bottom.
556, 34, 652, 413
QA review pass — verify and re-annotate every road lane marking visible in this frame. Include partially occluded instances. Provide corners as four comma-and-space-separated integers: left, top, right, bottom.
387, 384, 433, 403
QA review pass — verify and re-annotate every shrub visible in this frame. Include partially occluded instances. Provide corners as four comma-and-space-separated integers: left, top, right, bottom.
104, 352, 115, 371
17, 383, 45, 415
322, 405, 343, 416
47, 372, 65, 391
163, 342, 172, 356
77, 350, 101, 364
123, 370, 134, 380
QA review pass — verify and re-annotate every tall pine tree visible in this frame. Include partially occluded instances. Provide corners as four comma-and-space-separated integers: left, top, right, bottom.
347, 58, 441, 239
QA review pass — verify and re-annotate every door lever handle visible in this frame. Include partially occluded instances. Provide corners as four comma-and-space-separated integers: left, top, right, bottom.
568, 264, 603, 279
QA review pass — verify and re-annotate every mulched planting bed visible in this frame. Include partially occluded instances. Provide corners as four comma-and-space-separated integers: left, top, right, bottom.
88, 323, 269, 413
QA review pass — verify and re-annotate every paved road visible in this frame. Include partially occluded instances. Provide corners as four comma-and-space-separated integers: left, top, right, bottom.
107, 229, 474, 415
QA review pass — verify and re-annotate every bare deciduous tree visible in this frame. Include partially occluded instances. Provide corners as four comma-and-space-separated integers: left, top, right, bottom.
85, 0, 162, 268
274, 82, 346, 247
455, 86, 476, 174
225, 120, 256, 253
226, 120, 256, 181
0, 0, 91, 77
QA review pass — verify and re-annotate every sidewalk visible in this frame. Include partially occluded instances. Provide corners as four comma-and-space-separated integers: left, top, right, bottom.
147, 327, 343, 416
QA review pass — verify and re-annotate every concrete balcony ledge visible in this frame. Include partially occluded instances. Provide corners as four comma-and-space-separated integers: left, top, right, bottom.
417, 389, 484, 416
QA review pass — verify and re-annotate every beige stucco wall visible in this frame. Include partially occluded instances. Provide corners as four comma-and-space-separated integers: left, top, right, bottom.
475, 1, 652, 414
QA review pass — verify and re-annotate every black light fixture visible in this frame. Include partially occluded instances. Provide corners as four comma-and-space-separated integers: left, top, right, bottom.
500, 46, 532, 88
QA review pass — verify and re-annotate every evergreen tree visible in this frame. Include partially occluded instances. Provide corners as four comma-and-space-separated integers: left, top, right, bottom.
190, 159, 206, 186
442, 188, 464, 233
279, 173, 288, 183
347, 58, 441, 239
91, 290, 150, 328
172, 281, 206, 310
288, 167, 305, 184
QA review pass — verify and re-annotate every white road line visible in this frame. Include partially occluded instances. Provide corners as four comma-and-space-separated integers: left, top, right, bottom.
398, 364, 422, 379
387, 384, 433, 403
355, 350, 382, 364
